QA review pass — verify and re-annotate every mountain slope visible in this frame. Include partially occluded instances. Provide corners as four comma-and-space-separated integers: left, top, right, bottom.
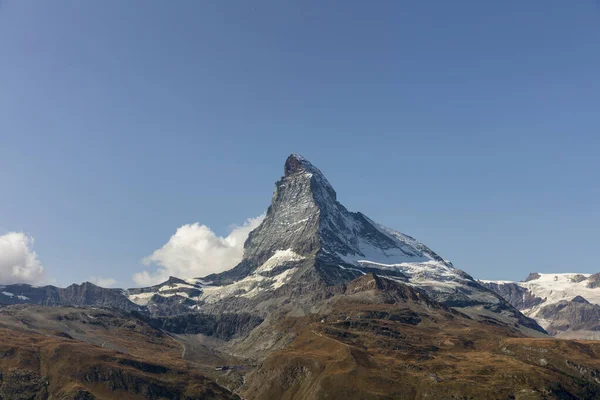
238, 274, 600, 400
0, 282, 142, 311
126, 155, 541, 332
0, 306, 239, 399
481, 273, 600, 338
207, 154, 478, 294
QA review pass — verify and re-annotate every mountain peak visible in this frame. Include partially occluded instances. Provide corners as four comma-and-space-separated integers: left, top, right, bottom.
212, 154, 457, 288
572, 295, 590, 304
284, 154, 313, 176
282, 154, 337, 201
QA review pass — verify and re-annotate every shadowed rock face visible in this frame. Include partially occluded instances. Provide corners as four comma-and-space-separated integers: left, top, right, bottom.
570, 274, 587, 283
206, 154, 444, 287
0, 282, 142, 312
524, 272, 541, 282
587, 273, 600, 288
138, 312, 264, 340
572, 295, 590, 304
482, 272, 600, 338
479, 281, 545, 310
536, 297, 600, 335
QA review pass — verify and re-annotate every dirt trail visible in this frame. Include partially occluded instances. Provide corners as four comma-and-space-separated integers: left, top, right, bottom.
311, 329, 351, 349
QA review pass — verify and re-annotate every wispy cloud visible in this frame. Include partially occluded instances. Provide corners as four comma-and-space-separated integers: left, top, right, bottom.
133, 215, 264, 286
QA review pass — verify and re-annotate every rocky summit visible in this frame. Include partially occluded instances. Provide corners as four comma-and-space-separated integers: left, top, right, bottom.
4, 155, 600, 399
125, 154, 544, 334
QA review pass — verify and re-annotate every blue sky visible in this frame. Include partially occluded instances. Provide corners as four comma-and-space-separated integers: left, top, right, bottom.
1, 0, 599, 287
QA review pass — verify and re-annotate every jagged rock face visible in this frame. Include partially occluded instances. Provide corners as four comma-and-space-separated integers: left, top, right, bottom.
525, 272, 541, 282
205, 155, 502, 305
56, 283, 138, 310
588, 273, 600, 288
210, 155, 445, 285
483, 273, 600, 338
222, 156, 324, 278
479, 281, 544, 310
572, 295, 590, 304
343, 273, 441, 309
571, 274, 588, 283
536, 297, 600, 335
139, 312, 264, 340
0, 282, 142, 312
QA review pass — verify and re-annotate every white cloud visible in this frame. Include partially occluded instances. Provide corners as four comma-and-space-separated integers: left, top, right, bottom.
88, 276, 117, 287
0, 232, 45, 285
133, 215, 264, 286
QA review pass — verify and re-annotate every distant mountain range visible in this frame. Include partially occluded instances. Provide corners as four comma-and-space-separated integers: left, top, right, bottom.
481, 272, 600, 339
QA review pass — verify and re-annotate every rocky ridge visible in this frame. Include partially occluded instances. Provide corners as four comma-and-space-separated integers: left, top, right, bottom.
481, 272, 600, 338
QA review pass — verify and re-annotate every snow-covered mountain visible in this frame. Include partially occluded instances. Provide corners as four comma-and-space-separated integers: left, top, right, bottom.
122, 154, 542, 333
481, 273, 600, 338
0, 154, 543, 334
127, 155, 492, 306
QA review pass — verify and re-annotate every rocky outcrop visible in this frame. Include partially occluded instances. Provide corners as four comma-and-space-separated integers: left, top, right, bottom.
139, 312, 264, 340
524, 272, 541, 282
344, 273, 438, 308
536, 297, 600, 335
479, 281, 545, 310
483, 273, 600, 337
570, 274, 587, 283
587, 273, 600, 288
0, 368, 47, 400
0, 282, 142, 312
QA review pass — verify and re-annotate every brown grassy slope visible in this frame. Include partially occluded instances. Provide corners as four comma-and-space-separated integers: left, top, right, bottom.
0, 305, 244, 378
241, 276, 600, 400
0, 306, 240, 400
0, 327, 239, 400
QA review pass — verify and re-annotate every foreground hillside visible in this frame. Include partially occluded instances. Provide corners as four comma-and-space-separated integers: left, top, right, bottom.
0, 306, 239, 400
237, 274, 600, 399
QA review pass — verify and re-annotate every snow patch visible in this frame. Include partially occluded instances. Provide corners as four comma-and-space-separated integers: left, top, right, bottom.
255, 249, 304, 273
201, 267, 299, 303
485, 273, 600, 318
158, 283, 197, 292
127, 291, 156, 306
